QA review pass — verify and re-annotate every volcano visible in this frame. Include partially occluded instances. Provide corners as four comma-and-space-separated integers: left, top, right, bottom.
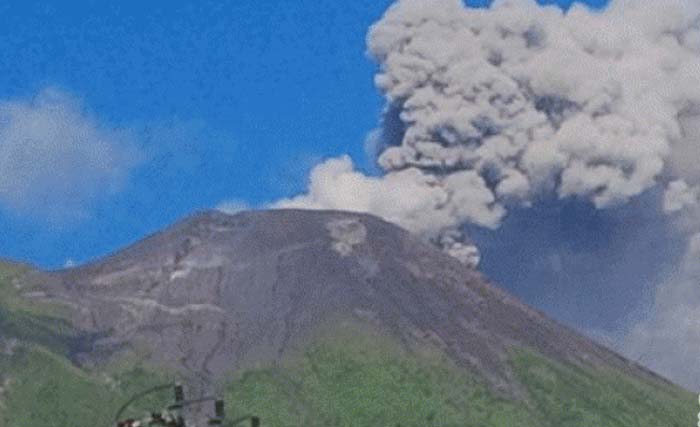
0, 209, 695, 426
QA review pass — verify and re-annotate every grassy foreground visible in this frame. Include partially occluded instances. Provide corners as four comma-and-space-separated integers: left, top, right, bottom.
0, 345, 167, 427
221, 321, 696, 427
0, 262, 168, 426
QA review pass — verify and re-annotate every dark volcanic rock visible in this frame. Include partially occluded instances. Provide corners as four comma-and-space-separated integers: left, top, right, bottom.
34, 209, 673, 397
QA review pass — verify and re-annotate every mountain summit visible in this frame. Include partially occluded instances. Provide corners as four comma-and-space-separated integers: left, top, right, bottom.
40, 210, 668, 391
3, 209, 694, 426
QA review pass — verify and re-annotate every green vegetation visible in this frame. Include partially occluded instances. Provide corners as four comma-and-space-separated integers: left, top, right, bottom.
0, 261, 75, 354
0, 260, 48, 314
224, 324, 527, 427
223, 321, 696, 427
0, 262, 168, 427
511, 348, 697, 427
0, 345, 167, 427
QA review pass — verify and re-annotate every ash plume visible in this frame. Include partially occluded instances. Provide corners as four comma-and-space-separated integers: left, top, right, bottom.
269, 0, 700, 389
278, 0, 700, 248
368, 0, 700, 215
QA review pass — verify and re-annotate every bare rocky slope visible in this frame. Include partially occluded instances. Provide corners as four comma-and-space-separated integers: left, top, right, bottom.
26, 209, 678, 399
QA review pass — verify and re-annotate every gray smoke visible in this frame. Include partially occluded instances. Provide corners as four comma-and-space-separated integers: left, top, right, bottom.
278, 0, 700, 241
271, 0, 700, 389
366, 0, 700, 213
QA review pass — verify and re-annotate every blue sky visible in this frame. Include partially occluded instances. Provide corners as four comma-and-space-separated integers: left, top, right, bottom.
0, 0, 608, 270
1, 0, 620, 324
7, 0, 700, 391
0, 0, 395, 267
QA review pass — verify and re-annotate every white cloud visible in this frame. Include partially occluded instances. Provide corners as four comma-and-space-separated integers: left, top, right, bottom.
624, 233, 700, 392
0, 88, 140, 221
663, 180, 699, 214
273, 155, 503, 235
670, 103, 700, 184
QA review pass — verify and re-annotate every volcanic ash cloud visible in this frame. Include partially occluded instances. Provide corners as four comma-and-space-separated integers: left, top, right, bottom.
272, 0, 700, 389
279, 0, 700, 257
370, 0, 700, 216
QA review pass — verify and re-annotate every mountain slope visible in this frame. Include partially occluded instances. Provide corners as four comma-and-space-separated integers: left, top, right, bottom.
0, 259, 170, 427
0, 210, 695, 426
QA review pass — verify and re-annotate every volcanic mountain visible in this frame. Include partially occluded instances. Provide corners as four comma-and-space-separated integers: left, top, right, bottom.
1, 209, 695, 426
